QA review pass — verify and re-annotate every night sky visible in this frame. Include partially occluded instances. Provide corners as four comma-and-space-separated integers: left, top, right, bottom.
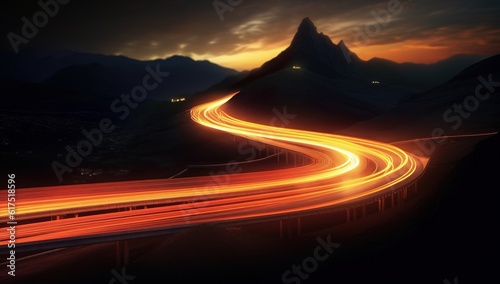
2, 0, 499, 70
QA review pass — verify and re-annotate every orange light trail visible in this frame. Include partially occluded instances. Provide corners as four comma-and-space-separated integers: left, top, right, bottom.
1, 93, 426, 247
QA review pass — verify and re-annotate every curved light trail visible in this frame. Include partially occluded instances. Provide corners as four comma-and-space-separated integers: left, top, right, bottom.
190, 93, 424, 200
1, 92, 426, 247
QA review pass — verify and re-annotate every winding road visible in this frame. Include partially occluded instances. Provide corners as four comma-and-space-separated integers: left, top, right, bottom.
1, 93, 427, 248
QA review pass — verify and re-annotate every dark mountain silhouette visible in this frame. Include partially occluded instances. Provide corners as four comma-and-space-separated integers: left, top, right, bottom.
232, 17, 362, 89
0, 51, 141, 83
221, 18, 407, 130
357, 53, 488, 91
225, 67, 412, 131
229, 17, 486, 92
0, 52, 238, 99
219, 17, 492, 132
342, 54, 500, 140
44, 56, 236, 99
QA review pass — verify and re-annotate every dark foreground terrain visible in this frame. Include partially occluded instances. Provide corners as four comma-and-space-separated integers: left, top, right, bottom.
3, 134, 498, 284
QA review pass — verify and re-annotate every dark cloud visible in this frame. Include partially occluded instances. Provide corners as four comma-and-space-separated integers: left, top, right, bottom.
2, 0, 499, 68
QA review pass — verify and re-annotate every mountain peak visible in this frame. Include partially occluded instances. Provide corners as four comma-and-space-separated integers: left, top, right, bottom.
233, 17, 362, 87
292, 17, 321, 44
297, 17, 318, 34
289, 17, 355, 66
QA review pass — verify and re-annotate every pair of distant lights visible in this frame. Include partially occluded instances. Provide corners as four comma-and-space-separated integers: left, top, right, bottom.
171, 98, 186, 103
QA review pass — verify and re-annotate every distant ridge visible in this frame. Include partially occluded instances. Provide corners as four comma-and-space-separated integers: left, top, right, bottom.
232, 17, 488, 91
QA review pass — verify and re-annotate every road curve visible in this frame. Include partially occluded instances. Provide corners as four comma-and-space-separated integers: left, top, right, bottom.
0, 93, 426, 246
